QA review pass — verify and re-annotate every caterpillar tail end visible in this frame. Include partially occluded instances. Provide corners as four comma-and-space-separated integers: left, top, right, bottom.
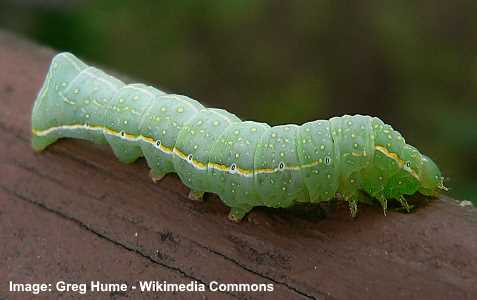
31, 131, 58, 152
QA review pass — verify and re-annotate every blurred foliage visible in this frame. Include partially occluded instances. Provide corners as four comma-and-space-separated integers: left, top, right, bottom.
1, 0, 476, 204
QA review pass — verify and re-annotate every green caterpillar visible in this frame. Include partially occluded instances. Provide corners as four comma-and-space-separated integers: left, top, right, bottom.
31, 53, 446, 221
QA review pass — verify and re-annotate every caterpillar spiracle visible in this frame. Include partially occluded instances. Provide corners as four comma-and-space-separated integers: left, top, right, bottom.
31, 53, 447, 221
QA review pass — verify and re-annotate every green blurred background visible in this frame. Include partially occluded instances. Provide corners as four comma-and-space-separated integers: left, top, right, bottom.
1, 0, 476, 204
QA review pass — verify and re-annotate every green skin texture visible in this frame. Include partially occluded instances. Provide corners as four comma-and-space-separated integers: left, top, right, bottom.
31, 53, 445, 221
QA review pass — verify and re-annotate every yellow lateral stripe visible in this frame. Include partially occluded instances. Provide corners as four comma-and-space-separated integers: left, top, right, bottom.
375, 145, 420, 180
31, 124, 323, 175
159, 144, 173, 153
142, 136, 155, 144
37, 125, 423, 179
375, 145, 404, 165
172, 147, 187, 159
236, 166, 254, 175
254, 168, 275, 173
208, 162, 229, 172
352, 151, 367, 157
301, 161, 320, 168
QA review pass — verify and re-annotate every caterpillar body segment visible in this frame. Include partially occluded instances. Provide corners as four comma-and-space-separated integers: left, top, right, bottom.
32, 53, 446, 222
209, 121, 270, 212
172, 108, 241, 197
140, 93, 205, 178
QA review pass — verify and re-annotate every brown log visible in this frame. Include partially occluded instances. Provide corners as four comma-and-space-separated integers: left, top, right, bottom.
0, 30, 476, 300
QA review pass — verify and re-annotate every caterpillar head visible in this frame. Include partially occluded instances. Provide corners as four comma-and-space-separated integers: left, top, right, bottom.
392, 146, 445, 197
417, 155, 446, 196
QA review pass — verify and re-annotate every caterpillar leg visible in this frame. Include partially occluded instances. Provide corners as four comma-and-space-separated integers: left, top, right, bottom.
327, 198, 338, 214
341, 187, 369, 218
394, 195, 413, 213
347, 199, 359, 218
377, 196, 388, 216
228, 206, 253, 222
188, 190, 205, 202
149, 169, 166, 183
